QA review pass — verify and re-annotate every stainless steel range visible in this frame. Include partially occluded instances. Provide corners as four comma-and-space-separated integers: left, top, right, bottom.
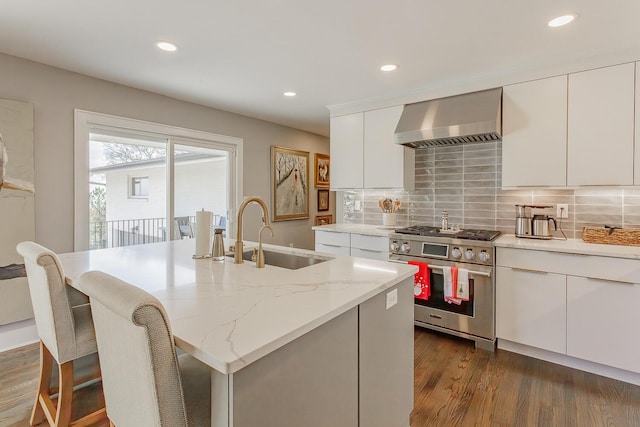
388, 225, 500, 351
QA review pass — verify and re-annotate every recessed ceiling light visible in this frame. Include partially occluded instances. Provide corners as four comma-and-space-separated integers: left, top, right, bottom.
283, 91, 297, 97
380, 64, 398, 72
155, 41, 178, 52
548, 14, 576, 27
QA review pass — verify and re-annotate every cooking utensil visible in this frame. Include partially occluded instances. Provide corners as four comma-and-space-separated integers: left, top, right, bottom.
379, 198, 393, 212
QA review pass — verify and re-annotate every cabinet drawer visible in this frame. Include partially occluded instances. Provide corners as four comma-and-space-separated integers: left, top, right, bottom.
497, 247, 640, 283
350, 234, 388, 252
351, 247, 388, 261
315, 243, 350, 256
315, 231, 350, 247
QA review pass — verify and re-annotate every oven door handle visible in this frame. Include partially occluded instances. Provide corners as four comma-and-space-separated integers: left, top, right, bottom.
388, 259, 492, 278
421, 264, 492, 278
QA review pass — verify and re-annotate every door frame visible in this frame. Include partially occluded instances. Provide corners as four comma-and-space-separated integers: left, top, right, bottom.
74, 109, 243, 251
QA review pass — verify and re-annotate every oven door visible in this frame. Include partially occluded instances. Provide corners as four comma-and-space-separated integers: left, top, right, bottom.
392, 256, 494, 340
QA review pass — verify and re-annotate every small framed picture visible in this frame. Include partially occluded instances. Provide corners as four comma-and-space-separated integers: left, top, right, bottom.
315, 214, 333, 226
317, 189, 329, 211
314, 153, 330, 188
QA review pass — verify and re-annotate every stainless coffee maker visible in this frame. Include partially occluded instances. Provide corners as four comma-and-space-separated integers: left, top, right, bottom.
515, 204, 533, 237
515, 205, 556, 239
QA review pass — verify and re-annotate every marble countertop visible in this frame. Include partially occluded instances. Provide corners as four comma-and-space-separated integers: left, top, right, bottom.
58, 239, 416, 374
496, 234, 640, 260
312, 223, 397, 237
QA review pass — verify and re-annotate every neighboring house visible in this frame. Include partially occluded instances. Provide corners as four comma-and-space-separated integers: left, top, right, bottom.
90, 153, 227, 248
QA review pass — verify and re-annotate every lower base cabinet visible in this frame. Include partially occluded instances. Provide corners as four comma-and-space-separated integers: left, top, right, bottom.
567, 276, 640, 373
496, 266, 566, 354
496, 247, 640, 376
359, 278, 413, 427
213, 278, 414, 427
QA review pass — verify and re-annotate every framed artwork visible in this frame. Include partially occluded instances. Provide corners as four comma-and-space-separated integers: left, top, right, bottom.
272, 146, 309, 221
314, 153, 330, 188
317, 189, 329, 211
315, 214, 333, 226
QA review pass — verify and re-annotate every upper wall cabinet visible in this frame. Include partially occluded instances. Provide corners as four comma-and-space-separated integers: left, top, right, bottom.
567, 63, 635, 186
330, 106, 414, 190
502, 75, 568, 187
363, 106, 414, 190
331, 113, 365, 189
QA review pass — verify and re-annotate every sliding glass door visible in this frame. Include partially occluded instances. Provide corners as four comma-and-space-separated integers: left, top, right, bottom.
172, 140, 230, 239
75, 110, 242, 251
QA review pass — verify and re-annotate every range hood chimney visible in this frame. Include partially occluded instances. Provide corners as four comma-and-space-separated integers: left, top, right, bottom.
394, 87, 502, 148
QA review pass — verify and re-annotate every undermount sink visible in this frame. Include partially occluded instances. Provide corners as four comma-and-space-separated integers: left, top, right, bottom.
228, 248, 331, 270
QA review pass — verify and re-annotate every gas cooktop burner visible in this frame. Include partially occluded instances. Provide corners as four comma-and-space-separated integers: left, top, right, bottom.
394, 225, 501, 241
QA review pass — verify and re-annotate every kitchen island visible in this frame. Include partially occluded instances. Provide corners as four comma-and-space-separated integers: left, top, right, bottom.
58, 239, 417, 427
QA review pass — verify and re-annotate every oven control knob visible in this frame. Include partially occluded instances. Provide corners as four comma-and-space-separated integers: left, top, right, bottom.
464, 249, 476, 261
479, 250, 490, 263
400, 242, 411, 254
390, 241, 400, 253
451, 247, 462, 259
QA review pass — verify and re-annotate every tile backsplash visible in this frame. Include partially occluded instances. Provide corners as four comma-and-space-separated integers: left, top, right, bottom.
341, 141, 640, 238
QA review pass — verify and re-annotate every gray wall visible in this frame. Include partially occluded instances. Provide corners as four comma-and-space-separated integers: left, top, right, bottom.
342, 141, 640, 239
0, 52, 332, 252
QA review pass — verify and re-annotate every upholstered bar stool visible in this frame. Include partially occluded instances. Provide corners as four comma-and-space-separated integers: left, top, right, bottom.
78, 270, 211, 427
16, 241, 106, 427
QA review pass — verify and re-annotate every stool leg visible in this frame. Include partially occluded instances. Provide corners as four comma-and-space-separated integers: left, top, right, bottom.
30, 341, 52, 426
54, 360, 74, 426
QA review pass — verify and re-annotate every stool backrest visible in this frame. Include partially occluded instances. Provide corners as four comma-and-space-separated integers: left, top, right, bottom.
79, 270, 188, 427
17, 241, 76, 363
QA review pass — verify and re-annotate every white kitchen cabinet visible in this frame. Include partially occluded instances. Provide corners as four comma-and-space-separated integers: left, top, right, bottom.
567, 276, 640, 373
314, 230, 390, 261
315, 230, 351, 256
567, 63, 636, 185
330, 113, 364, 189
350, 233, 389, 261
363, 106, 415, 189
330, 107, 414, 190
496, 266, 566, 354
502, 76, 568, 187
497, 244, 640, 379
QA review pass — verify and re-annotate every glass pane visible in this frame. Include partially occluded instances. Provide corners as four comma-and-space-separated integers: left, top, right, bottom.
173, 143, 229, 239
89, 131, 167, 249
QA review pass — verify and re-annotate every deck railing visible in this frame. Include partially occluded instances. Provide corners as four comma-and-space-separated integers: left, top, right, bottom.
89, 216, 195, 250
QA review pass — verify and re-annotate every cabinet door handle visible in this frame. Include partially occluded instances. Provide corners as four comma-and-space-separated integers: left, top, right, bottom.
356, 248, 380, 253
320, 243, 341, 248
585, 276, 635, 286
511, 267, 548, 275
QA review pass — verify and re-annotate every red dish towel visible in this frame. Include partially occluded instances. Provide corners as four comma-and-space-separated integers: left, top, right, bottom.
408, 261, 430, 300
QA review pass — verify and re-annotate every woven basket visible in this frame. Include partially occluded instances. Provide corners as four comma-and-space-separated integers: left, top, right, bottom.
581, 226, 640, 246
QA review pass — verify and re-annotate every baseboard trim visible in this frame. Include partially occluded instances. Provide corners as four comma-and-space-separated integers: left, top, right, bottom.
0, 319, 38, 353
498, 339, 640, 387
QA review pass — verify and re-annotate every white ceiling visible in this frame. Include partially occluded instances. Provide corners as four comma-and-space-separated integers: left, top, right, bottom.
1, 1, 640, 137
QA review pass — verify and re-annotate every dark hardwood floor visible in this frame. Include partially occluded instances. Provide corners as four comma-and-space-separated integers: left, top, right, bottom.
411, 327, 640, 426
2, 328, 640, 426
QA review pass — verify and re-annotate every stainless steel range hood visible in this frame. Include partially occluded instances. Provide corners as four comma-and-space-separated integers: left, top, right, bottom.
394, 87, 502, 148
